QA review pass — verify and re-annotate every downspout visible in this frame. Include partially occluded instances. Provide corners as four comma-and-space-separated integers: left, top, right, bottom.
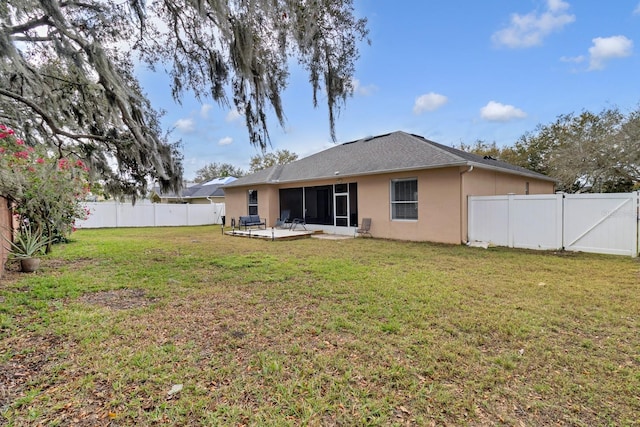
460, 165, 474, 244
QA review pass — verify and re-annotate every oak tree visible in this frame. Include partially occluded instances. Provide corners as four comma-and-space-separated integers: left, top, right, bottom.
249, 149, 298, 172
194, 162, 245, 182
1, 0, 368, 197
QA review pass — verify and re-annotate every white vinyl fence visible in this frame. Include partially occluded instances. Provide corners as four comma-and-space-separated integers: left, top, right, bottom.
468, 192, 639, 257
76, 202, 225, 229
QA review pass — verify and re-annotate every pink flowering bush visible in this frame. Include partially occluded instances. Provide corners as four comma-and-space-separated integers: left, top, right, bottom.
0, 124, 91, 250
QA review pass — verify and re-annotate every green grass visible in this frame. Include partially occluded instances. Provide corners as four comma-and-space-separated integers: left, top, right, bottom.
1, 226, 639, 426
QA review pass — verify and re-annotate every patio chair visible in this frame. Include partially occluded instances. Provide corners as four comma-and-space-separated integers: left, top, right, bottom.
356, 218, 372, 237
274, 210, 291, 229
291, 209, 307, 231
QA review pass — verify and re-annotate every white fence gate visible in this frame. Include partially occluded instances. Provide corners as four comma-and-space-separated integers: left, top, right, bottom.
76, 202, 226, 229
468, 192, 639, 257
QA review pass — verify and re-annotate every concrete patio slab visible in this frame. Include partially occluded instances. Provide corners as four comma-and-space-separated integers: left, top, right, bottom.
226, 228, 318, 241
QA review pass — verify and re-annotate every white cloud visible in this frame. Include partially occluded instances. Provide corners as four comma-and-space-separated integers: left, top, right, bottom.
218, 136, 233, 146
560, 55, 585, 63
225, 109, 242, 122
492, 0, 575, 48
480, 101, 527, 122
174, 118, 195, 133
413, 92, 448, 114
352, 79, 377, 96
588, 35, 633, 70
200, 104, 212, 118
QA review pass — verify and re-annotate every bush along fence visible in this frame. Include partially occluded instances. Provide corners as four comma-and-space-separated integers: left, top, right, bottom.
468, 192, 639, 257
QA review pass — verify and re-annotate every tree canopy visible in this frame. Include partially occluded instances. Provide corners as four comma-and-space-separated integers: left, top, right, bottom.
460, 106, 640, 193
194, 162, 245, 182
249, 149, 298, 173
1, 0, 368, 197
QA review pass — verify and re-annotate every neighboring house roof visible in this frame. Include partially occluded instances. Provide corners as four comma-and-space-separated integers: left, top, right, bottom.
224, 131, 555, 187
155, 176, 237, 200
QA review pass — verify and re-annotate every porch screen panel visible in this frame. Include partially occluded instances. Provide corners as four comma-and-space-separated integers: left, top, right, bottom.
279, 188, 304, 220
391, 179, 418, 220
349, 183, 358, 226
304, 185, 333, 225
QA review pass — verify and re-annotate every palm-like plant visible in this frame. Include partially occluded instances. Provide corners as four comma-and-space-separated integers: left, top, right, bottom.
4, 224, 50, 259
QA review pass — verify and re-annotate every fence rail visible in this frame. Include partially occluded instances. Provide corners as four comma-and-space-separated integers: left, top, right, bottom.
76, 202, 225, 229
468, 192, 639, 257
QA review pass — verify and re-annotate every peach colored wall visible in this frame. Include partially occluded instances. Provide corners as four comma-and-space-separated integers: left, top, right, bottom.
0, 196, 11, 277
223, 166, 555, 243
356, 168, 462, 243
224, 185, 280, 227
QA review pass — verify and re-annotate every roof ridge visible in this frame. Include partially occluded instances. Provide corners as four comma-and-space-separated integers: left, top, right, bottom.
265, 164, 284, 182
405, 132, 467, 163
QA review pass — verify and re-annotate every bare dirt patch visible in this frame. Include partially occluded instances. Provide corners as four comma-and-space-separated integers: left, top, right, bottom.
1, 334, 65, 411
76, 288, 156, 310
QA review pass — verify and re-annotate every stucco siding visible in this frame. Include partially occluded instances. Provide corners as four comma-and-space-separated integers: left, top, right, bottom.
225, 185, 279, 227
357, 168, 461, 243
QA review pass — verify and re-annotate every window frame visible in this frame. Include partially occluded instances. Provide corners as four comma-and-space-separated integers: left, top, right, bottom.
390, 178, 418, 221
247, 189, 258, 215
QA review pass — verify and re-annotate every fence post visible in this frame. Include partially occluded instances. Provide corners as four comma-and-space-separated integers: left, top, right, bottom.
555, 193, 564, 251
153, 202, 157, 227
507, 194, 515, 248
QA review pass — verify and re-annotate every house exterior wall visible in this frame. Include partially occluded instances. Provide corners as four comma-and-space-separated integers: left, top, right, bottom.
224, 185, 279, 227
224, 169, 462, 243
0, 196, 11, 277
223, 166, 555, 243
356, 167, 462, 243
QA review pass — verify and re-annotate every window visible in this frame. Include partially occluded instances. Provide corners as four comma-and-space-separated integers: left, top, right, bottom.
248, 190, 258, 215
391, 178, 418, 220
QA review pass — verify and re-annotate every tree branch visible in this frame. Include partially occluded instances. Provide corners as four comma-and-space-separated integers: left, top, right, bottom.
0, 87, 110, 142
7, 16, 51, 34
11, 36, 54, 42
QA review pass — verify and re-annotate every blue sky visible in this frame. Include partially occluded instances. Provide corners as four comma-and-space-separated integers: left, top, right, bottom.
137, 0, 640, 180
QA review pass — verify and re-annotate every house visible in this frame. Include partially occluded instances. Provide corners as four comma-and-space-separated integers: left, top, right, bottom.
153, 176, 237, 204
223, 131, 556, 244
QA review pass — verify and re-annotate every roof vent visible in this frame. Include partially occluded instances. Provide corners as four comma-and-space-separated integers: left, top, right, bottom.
483, 155, 497, 160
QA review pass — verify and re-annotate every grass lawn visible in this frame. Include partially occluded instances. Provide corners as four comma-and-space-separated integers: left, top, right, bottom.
1, 226, 639, 426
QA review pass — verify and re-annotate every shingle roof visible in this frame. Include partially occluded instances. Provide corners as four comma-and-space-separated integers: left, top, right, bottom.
224, 131, 555, 187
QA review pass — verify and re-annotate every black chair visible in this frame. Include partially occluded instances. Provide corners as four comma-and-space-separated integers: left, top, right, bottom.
291, 210, 307, 230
